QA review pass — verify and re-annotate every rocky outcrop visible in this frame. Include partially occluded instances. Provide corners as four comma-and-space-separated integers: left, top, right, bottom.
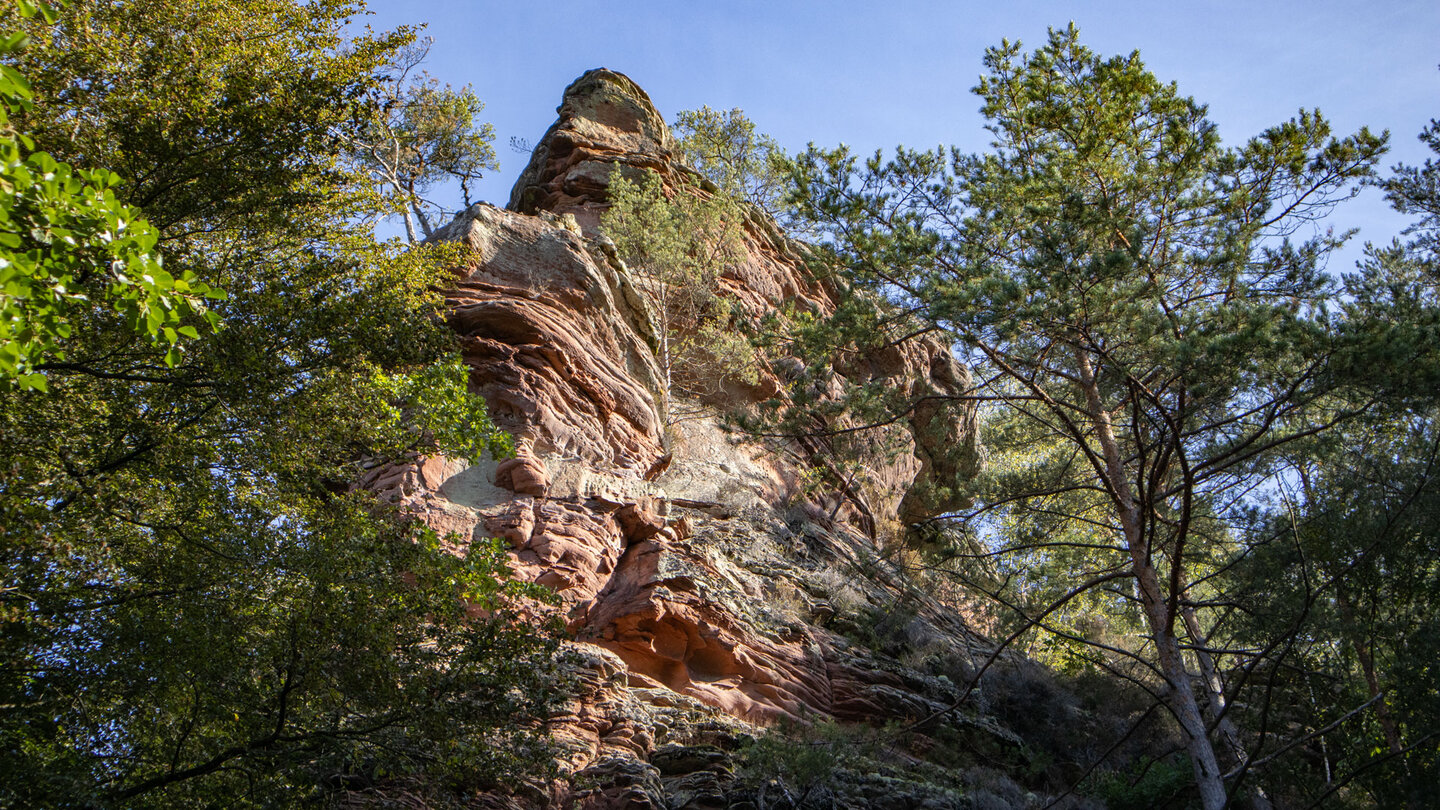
373, 68, 1082, 808
508, 70, 673, 224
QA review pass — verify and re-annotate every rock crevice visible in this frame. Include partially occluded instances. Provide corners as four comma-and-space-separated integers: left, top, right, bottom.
387, 68, 1001, 808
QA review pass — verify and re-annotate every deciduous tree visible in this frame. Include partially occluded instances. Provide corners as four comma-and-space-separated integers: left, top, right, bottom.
0, 2, 564, 805
0, 0, 219, 389
346, 37, 498, 242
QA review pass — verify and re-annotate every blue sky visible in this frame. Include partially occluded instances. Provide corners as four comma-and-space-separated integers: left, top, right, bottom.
358, 0, 1438, 264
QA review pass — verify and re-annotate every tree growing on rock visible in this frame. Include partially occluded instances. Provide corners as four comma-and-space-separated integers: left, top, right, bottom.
786, 25, 1386, 809
601, 168, 757, 419
346, 37, 498, 242
673, 105, 790, 219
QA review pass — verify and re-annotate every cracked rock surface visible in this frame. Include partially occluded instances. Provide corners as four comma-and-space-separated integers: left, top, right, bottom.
362, 69, 1082, 810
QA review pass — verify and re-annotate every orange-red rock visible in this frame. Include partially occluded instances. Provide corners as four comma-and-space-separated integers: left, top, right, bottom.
385, 68, 988, 799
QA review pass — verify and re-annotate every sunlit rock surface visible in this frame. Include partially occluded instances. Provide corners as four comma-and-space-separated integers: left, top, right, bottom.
364, 68, 1099, 810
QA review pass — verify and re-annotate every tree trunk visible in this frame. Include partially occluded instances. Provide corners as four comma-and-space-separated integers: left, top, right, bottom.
399, 209, 418, 243
1076, 350, 1229, 810
1183, 604, 1273, 809
1136, 556, 1230, 810
411, 197, 434, 240
656, 282, 673, 425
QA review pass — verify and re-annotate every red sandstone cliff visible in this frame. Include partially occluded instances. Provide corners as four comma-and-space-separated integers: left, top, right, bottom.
364, 70, 1116, 810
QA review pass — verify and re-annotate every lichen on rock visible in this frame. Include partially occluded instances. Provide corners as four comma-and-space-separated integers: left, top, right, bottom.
367, 68, 1116, 809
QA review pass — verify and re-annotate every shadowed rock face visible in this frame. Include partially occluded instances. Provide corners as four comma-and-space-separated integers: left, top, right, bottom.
378, 68, 998, 808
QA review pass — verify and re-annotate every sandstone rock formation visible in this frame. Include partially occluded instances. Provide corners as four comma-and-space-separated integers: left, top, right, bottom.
368, 69, 1120, 809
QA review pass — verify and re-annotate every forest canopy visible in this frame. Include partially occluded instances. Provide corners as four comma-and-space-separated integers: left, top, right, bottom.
0, 1, 563, 807
1, 2, 1436, 809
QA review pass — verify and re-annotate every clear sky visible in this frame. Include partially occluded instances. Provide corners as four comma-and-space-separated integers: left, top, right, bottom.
357, 0, 1438, 266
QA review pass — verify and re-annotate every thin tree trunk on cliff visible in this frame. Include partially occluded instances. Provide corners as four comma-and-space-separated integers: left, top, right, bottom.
657, 282, 673, 426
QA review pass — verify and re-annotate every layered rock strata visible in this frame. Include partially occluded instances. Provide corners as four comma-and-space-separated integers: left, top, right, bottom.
373, 69, 1035, 808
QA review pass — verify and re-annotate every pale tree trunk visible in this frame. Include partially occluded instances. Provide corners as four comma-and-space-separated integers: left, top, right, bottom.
1182, 604, 1273, 810
658, 283, 672, 425
411, 197, 434, 240
1076, 350, 1229, 810
1145, 572, 1229, 810
374, 161, 419, 244
399, 207, 419, 243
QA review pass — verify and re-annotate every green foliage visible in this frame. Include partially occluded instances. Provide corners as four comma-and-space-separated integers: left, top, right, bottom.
12, 0, 405, 240
0, 1, 565, 805
0, 0, 219, 389
346, 37, 499, 241
370, 355, 515, 464
787, 24, 1388, 808
740, 719, 885, 807
1090, 757, 1197, 810
1, 497, 564, 808
1383, 118, 1440, 258
1336, 118, 1440, 402
1227, 418, 1440, 808
601, 168, 757, 411
672, 105, 791, 221
1216, 119, 1440, 807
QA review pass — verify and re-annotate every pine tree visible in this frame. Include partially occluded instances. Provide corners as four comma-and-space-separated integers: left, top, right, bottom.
673, 105, 790, 220
786, 25, 1386, 808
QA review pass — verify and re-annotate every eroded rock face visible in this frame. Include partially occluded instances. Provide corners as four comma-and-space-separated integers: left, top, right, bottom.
384, 68, 1002, 807
432, 202, 666, 473
509, 69, 673, 226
